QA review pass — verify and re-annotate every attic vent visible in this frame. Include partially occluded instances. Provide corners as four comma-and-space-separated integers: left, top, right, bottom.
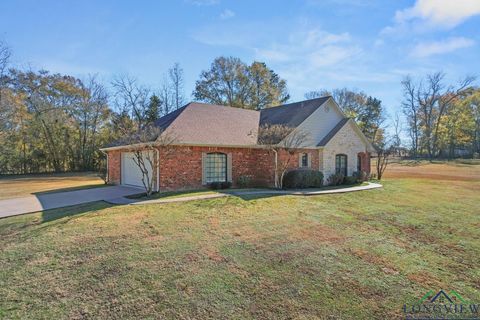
325, 105, 330, 112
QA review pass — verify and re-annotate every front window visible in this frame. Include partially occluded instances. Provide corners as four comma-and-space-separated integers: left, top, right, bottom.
335, 154, 347, 176
205, 153, 227, 183
300, 153, 309, 168
357, 154, 362, 172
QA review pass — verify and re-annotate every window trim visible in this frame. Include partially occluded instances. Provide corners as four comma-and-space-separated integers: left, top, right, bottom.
204, 152, 228, 183
300, 152, 309, 168
335, 154, 348, 176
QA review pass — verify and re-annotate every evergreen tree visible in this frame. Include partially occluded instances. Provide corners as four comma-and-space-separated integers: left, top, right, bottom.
145, 94, 161, 124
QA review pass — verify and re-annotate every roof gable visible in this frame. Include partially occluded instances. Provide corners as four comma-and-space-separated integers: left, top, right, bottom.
259, 96, 330, 127
317, 118, 349, 146
318, 118, 375, 151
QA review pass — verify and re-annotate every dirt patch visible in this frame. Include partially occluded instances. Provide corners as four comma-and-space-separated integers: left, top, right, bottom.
289, 223, 346, 244
407, 271, 444, 288
349, 248, 400, 275
381, 162, 480, 181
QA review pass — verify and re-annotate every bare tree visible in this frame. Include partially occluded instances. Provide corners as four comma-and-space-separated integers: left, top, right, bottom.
169, 63, 186, 110
401, 76, 419, 157
159, 74, 174, 116
402, 73, 475, 159
392, 111, 402, 156
74, 75, 110, 170
257, 124, 309, 188
112, 74, 150, 128
0, 41, 10, 78
119, 125, 177, 196
375, 145, 393, 180
0, 41, 11, 109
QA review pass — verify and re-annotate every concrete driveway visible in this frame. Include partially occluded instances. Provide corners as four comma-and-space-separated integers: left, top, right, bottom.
0, 185, 143, 219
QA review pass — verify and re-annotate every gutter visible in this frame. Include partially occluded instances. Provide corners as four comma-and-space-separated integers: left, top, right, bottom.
100, 142, 321, 152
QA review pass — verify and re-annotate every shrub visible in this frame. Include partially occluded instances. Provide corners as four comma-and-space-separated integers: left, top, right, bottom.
343, 176, 357, 185
207, 181, 232, 190
352, 170, 368, 183
327, 173, 344, 186
236, 175, 252, 188
283, 169, 324, 189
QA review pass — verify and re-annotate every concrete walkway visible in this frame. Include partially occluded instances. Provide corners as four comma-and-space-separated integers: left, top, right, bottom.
128, 182, 383, 206
0, 186, 143, 219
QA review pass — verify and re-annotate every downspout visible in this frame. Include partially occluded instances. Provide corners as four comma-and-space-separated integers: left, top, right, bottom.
156, 148, 160, 192
273, 149, 278, 188
100, 149, 108, 184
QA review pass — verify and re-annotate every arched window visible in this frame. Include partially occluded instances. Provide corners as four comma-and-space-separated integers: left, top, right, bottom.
335, 154, 347, 176
205, 153, 227, 183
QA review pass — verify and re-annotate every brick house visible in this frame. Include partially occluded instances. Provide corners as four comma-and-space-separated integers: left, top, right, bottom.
101, 96, 374, 191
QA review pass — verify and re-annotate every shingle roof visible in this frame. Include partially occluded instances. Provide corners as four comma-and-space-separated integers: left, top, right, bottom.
317, 118, 350, 146
153, 104, 189, 130
161, 102, 260, 146
259, 96, 330, 127
144, 97, 340, 147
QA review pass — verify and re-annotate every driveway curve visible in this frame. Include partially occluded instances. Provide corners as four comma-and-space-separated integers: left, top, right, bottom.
0, 186, 142, 219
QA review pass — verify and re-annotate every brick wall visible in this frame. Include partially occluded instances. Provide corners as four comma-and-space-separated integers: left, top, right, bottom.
107, 145, 319, 191
107, 150, 121, 184
158, 146, 275, 190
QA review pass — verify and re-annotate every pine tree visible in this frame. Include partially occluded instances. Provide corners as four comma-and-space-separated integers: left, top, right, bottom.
145, 94, 161, 124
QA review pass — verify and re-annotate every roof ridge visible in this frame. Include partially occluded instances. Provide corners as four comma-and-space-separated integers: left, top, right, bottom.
268, 96, 331, 109
189, 101, 260, 113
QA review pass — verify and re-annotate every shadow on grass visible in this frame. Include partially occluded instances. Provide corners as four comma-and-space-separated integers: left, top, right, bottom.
127, 188, 214, 200
41, 201, 113, 223
127, 182, 370, 203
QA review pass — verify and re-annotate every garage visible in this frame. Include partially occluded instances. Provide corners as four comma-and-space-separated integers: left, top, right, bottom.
121, 151, 155, 188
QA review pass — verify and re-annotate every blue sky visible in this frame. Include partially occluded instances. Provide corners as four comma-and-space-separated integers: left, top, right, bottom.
1, 0, 479, 125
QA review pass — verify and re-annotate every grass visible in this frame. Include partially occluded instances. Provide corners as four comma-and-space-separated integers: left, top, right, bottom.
0, 165, 479, 319
130, 184, 369, 201
128, 188, 220, 200
0, 172, 105, 200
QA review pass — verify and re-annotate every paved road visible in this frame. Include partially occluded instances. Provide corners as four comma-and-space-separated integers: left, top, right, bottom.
0, 186, 143, 219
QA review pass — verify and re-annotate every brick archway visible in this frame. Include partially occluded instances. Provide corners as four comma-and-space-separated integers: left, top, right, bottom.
357, 152, 371, 174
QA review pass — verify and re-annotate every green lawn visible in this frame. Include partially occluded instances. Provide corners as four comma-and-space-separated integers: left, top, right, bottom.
0, 175, 479, 319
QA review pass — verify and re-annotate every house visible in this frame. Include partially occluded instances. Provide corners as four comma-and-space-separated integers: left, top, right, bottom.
101, 97, 375, 191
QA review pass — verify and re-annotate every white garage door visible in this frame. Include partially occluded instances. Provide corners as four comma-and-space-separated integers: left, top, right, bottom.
121, 151, 154, 188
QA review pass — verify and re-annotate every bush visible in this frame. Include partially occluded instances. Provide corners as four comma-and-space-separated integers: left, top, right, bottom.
207, 181, 232, 190
236, 175, 252, 188
327, 173, 344, 186
283, 169, 324, 189
343, 176, 357, 185
352, 170, 368, 183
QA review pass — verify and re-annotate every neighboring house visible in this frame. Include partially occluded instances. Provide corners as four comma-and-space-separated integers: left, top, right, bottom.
101, 97, 374, 191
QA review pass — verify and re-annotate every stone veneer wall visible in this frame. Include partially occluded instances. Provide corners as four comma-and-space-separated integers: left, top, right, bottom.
320, 121, 371, 178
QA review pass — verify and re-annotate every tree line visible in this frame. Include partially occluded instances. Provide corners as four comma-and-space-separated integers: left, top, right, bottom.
401, 73, 479, 159
0, 42, 188, 174
0, 40, 478, 175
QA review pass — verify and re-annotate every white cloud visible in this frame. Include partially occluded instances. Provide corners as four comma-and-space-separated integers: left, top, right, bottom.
254, 28, 355, 66
396, 0, 480, 28
191, 22, 396, 99
410, 37, 475, 58
219, 9, 235, 20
